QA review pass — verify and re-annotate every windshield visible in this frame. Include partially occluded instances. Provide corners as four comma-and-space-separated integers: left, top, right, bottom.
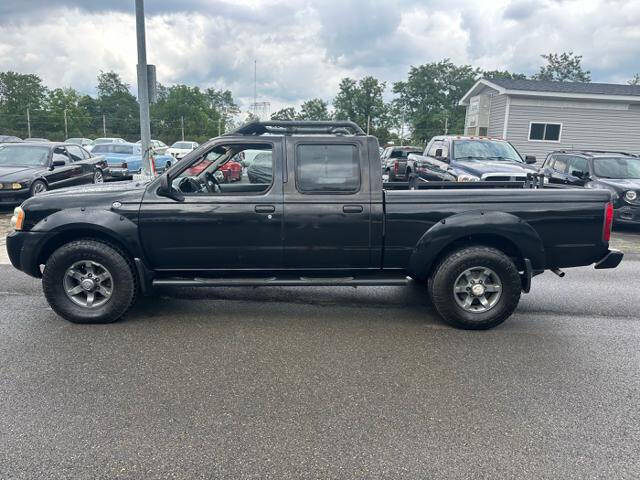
172, 142, 193, 149
390, 148, 421, 159
0, 145, 49, 166
593, 157, 640, 179
453, 140, 522, 162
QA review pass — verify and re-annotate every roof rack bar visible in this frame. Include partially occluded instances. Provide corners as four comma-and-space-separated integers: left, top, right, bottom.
225, 120, 366, 136
555, 149, 638, 157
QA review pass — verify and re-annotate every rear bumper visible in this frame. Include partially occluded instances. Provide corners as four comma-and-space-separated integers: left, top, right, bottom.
6, 231, 47, 277
105, 167, 133, 181
594, 249, 624, 269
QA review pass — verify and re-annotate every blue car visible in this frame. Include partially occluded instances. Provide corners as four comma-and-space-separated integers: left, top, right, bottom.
89, 142, 174, 180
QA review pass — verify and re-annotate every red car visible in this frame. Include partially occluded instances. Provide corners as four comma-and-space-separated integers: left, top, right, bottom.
185, 158, 242, 182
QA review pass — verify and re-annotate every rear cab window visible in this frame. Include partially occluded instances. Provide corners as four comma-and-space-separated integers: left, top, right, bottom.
295, 144, 360, 194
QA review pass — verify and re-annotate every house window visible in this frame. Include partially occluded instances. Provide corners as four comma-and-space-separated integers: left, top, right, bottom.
529, 122, 562, 142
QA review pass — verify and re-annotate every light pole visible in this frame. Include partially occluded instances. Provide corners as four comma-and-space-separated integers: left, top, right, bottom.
135, 0, 152, 178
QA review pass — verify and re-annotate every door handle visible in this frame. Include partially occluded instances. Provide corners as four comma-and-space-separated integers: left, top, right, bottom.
343, 205, 363, 213
255, 204, 276, 213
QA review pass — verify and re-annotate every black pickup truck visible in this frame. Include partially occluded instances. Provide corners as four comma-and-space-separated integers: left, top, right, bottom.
7, 121, 623, 330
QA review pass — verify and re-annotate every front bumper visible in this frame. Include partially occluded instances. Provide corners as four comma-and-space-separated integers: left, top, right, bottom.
594, 249, 624, 269
0, 188, 30, 206
6, 230, 48, 277
614, 205, 640, 224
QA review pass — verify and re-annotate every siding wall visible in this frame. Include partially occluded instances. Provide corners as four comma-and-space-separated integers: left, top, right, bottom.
487, 94, 507, 138
505, 97, 640, 163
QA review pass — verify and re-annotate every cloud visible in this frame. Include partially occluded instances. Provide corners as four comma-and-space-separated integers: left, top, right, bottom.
0, 0, 639, 114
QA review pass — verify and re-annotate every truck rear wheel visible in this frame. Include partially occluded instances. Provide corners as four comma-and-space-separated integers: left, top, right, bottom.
430, 246, 521, 330
42, 240, 138, 324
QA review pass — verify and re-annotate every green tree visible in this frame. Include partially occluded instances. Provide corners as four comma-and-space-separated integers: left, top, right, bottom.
0, 71, 48, 137
333, 76, 391, 141
393, 60, 480, 144
151, 84, 213, 143
532, 52, 591, 82
96, 71, 139, 140
628, 74, 640, 86
271, 107, 297, 120
298, 98, 330, 120
483, 70, 527, 81
45, 87, 91, 140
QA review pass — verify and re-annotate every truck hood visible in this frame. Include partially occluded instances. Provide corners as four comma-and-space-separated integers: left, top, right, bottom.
22, 181, 148, 213
595, 178, 640, 191
451, 159, 538, 178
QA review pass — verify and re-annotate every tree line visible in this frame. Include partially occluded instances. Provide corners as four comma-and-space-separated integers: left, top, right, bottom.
1, 52, 636, 145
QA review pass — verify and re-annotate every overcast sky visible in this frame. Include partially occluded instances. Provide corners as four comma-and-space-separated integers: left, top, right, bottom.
1, 0, 639, 113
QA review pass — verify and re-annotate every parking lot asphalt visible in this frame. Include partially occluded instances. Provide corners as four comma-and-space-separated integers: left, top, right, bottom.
1, 258, 639, 479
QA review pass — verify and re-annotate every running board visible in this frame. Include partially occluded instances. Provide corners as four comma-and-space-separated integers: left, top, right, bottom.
152, 275, 409, 288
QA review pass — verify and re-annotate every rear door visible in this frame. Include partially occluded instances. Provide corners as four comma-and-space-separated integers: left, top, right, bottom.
65, 145, 93, 184
283, 138, 372, 269
543, 154, 570, 184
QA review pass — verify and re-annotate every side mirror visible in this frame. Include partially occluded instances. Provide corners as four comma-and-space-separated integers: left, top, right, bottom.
157, 173, 184, 202
435, 148, 443, 157
525, 155, 537, 164
50, 159, 66, 170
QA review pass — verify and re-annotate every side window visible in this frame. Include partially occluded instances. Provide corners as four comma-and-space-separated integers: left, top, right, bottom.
52, 147, 69, 165
173, 143, 273, 196
529, 122, 562, 141
66, 145, 85, 162
567, 156, 589, 177
81, 147, 92, 159
296, 144, 360, 194
427, 141, 446, 158
552, 155, 569, 173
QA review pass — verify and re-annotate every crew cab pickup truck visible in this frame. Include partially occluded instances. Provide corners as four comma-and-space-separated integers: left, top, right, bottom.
7, 121, 623, 330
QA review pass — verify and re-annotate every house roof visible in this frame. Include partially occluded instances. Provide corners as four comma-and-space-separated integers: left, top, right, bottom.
459, 78, 640, 106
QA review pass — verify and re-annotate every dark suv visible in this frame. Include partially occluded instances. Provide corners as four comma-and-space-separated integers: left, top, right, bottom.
541, 150, 640, 225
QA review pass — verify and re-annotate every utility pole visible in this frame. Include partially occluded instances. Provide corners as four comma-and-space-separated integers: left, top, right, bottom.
218, 117, 222, 136
102, 114, 106, 136
400, 107, 406, 146
63, 109, 68, 139
135, 0, 152, 177
367, 115, 370, 135
26, 108, 31, 138
444, 115, 449, 135
253, 60, 257, 115
181, 116, 185, 141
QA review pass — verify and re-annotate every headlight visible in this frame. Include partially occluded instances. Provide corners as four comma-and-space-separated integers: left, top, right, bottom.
458, 174, 480, 182
625, 190, 637, 202
0, 182, 24, 190
10, 206, 24, 231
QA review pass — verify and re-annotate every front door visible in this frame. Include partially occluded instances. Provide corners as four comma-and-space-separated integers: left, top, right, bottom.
138, 139, 284, 271
283, 139, 372, 270
45, 147, 77, 188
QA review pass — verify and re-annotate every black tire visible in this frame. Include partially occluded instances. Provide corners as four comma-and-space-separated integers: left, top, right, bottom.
30, 179, 47, 196
430, 246, 521, 330
42, 239, 138, 324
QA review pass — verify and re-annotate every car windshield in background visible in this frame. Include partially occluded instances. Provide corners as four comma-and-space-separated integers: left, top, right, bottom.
593, 157, 640, 179
172, 142, 193, 149
453, 140, 522, 162
0, 145, 49, 166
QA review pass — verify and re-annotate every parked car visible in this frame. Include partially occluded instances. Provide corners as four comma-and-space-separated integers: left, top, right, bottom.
90, 142, 174, 180
6, 121, 622, 330
0, 142, 107, 205
65, 138, 94, 147
24, 137, 50, 142
381, 146, 423, 181
541, 150, 640, 225
0, 135, 23, 143
247, 152, 272, 184
136, 139, 169, 155
166, 141, 199, 160
183, 149, 242, 182
408, 136, 539, 184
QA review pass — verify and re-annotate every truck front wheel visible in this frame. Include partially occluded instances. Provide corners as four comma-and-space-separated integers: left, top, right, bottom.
430, 246, 521, 330
42, 240, 138, 324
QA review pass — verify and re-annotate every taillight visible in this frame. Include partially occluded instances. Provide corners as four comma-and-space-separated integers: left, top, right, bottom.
603, 202, 614, 242
394, 160, 398, 174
